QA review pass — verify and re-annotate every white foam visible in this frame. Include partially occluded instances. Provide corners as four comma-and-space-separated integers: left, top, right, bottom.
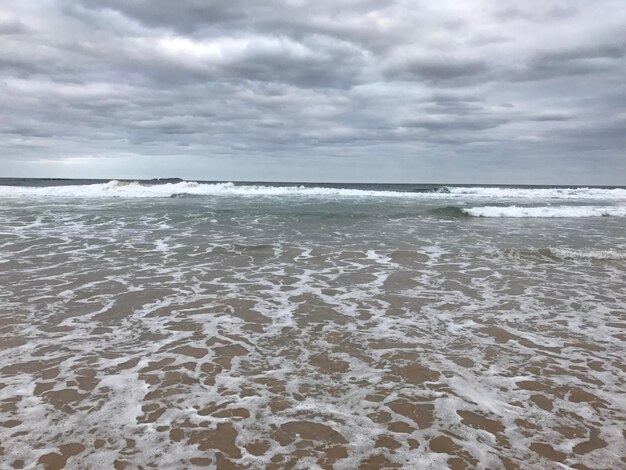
550, 248, 626, 260
0, 180, 625, 201
154, 239, 169, 253
463, 205, 626, 218
448, 186, 626, 200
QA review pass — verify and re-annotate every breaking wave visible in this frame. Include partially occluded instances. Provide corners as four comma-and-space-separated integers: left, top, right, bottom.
547, 247, 626, 260
1, 180, 625, 201
446, 186, 626, 200
462, 205, 626, 218
0, 180, 441, 199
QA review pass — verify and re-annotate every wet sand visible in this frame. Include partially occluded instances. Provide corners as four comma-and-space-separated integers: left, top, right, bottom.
1, 192, 625, 468
1, 242, 625, 469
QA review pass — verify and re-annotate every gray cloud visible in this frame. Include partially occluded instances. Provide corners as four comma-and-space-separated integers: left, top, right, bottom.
0, 0, 625, 184
384, 57, 490, 82
0, 18, 28, 35
527, 113, 572, 122
517, 44, 626, 81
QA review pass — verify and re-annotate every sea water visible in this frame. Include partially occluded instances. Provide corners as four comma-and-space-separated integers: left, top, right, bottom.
0, 179, 625, 468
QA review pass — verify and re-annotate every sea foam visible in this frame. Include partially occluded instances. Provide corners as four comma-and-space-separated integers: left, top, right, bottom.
548, 247, 626, 260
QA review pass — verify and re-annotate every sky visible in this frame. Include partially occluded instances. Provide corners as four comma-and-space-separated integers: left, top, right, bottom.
0, 0, 625, 184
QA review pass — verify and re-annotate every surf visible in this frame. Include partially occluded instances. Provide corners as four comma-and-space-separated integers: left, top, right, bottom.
1, 180, 626, 201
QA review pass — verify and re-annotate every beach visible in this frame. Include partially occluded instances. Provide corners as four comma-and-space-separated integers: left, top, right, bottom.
0, 179, 625, 468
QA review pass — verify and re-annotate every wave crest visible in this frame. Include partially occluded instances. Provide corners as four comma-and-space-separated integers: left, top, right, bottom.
462, 205, 626, 218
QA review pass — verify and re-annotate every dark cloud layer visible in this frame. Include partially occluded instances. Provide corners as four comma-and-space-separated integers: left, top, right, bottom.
0, 0, 625, 183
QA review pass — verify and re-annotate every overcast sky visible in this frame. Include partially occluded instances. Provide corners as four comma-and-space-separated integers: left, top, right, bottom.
1, 0, 625, 184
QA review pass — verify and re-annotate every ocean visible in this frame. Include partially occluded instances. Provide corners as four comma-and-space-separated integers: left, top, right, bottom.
0, 178, 625, 469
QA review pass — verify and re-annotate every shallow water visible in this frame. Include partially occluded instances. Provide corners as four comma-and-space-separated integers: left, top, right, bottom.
0, 181, 625, 469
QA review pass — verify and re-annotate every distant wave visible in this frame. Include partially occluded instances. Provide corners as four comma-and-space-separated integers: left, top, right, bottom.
0, 180, 625, 201
462, 205, 626, 218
